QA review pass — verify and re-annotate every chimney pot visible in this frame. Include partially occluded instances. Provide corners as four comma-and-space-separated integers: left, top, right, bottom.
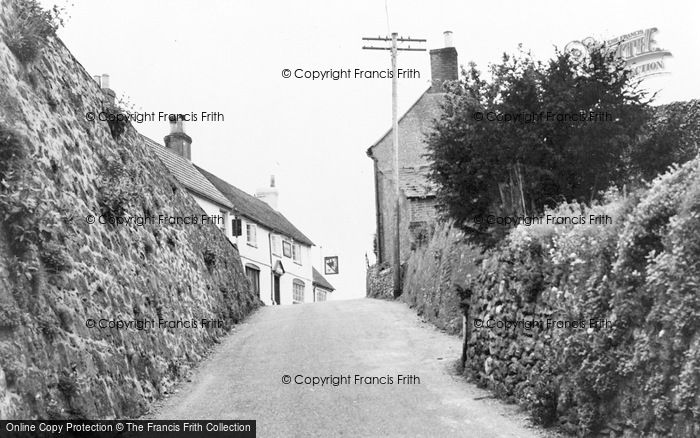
169, 115, 185, 134
256, 176, 279, 209
429, 33, 458, 93
95, 73, 115, 105
443, 31, 454, 48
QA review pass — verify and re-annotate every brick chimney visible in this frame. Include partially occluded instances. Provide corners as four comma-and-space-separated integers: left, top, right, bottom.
429, 31, 458, 93
164, 115, 192, 160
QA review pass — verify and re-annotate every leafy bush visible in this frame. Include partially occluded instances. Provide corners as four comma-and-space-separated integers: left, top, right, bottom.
427, 46, 650, 247
39, 242, 71, 274
203, 249, 216, 270
0, 126, 27, 178
6, 0, 64, 63
463, 161, 700, 435
103, 104, 130, 140
97, 159, 138, 222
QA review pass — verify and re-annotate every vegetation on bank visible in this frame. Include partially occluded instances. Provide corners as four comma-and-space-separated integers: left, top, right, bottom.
419, 43, 700, 435
426, 45, 697, 247
460, 159, 699, 435
5, 0, 64, 64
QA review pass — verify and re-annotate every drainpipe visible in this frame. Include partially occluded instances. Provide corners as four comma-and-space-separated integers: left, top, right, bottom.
268, 232, 275, 305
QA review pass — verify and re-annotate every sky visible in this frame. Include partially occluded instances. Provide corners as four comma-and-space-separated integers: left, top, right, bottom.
49, 0, 700, 299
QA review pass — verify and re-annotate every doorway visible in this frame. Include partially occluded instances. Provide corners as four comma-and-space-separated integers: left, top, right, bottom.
273, 274, 281, 305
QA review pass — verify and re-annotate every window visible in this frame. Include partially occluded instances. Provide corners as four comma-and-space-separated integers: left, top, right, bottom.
282, 240, 292, 258
271, 235, 281, 256
292, 243, 301, 264
219, 210, 228, 234
246, 223, 257, 246
293, 279, 305, 304
316, 289, 327, 302
245, 264, 260, 295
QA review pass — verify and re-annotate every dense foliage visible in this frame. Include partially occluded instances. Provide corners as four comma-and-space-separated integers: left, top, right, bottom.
426, 46, 657, 246
461, 158, 700, 436
5, 0, 64, 63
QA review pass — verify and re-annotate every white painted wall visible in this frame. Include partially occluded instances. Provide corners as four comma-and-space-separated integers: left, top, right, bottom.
192, 195, 226, 226
272, 237, 313, 305
236, 217, 274, 305
190, 194, 314, 306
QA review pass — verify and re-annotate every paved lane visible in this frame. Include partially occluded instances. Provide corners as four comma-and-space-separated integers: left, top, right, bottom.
148, 299, 554, 437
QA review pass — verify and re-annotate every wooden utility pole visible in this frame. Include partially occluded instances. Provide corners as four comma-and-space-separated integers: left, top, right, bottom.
362, 34, 426, 298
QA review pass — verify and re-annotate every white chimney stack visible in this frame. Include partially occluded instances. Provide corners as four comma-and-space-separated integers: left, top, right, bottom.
443, 31, 454, 48
255, 174, 279, 210
95, 73, 115, 105
169, 115, 185, 134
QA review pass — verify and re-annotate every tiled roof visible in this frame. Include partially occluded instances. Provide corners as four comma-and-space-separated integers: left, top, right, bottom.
196, 166, 314, 247
142, 136, 233, 209
312, 267, 335, 291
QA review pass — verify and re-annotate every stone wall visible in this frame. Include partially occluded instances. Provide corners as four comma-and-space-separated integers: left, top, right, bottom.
461, 165, 700, 436
400, 221, 479, 334
366, 264, 394, 300
0, 1, 259, 419
370, 164, 699, 436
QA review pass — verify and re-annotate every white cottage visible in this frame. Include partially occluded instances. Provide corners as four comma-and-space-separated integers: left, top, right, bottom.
143, 118, 326, 305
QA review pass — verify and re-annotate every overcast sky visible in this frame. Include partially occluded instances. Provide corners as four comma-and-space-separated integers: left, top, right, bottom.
50, 0, 700, 299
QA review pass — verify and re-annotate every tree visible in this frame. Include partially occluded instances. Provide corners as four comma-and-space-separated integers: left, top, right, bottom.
426, 45, 651, 246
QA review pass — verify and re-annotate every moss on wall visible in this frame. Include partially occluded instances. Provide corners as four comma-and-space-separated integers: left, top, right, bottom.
462, 163, 700, 436
0, 0, 259, 419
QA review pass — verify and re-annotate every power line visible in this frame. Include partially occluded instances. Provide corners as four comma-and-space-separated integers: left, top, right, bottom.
362, 33, 426, 298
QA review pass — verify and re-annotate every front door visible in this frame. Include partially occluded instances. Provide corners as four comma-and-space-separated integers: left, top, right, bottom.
273, 274, 281, 305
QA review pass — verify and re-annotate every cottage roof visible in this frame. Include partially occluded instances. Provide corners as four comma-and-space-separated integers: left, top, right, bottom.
196, 166, 314, 247
312, 267, 335, 291
143, 136, 233, 209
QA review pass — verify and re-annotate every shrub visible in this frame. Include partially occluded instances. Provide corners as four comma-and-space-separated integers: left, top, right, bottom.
203, 249, 216, 271
97, 159, 138, 222
0, 126, 26, 178
527, 373, 559, 426
6, 0, 63, 63
57, 371, 78, 398
427, 46, 650, 247
103, 104, 130, 140
39, 242, 72, 274
462, 164, 700, 435
0, 187, 54, 258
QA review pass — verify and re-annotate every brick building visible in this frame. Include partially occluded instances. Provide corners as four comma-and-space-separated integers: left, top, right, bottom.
366, 32, 458, 266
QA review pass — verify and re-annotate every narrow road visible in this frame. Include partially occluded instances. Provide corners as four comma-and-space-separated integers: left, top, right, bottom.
148, 299, 554, 437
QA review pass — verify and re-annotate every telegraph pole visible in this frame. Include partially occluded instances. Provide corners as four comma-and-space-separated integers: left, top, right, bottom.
362, 34, 426, 298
